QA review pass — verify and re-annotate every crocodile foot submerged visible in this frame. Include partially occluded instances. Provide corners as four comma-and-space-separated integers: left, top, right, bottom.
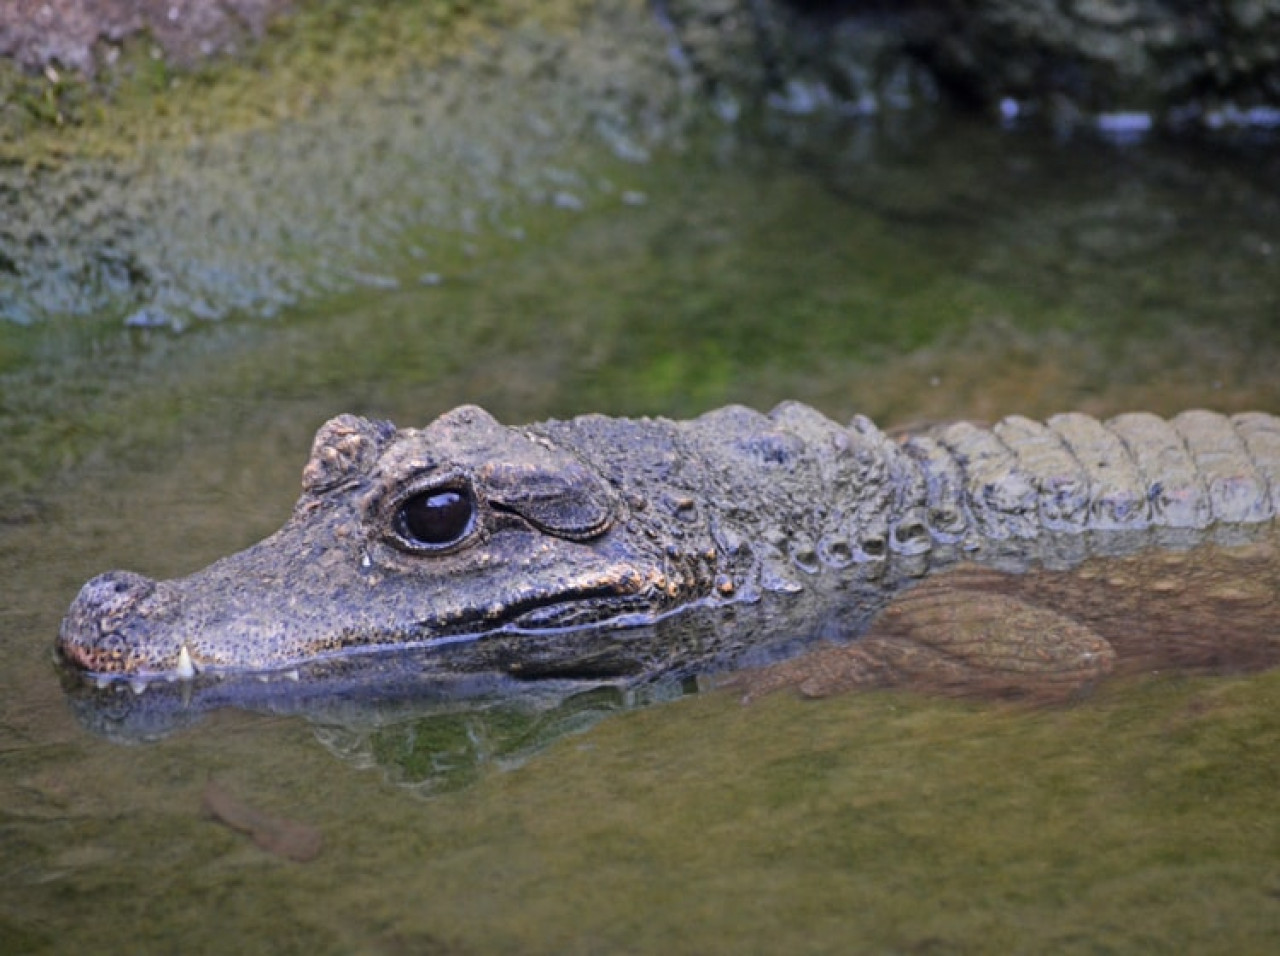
720, 541, 1280, 703
58, 403, 1280, 696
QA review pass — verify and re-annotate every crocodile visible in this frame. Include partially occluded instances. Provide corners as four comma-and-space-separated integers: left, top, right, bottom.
58, 403, 1280, 696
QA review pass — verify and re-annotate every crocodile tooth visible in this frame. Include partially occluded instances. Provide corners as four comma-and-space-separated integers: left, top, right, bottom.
175, 645, 196, 681
285, 669, 300, 682
130, 678, 148, 696
95, 677, 111, 690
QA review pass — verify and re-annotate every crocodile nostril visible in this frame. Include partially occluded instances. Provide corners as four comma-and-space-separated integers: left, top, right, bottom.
72, 571, 156, 621
59, 570, 161, 673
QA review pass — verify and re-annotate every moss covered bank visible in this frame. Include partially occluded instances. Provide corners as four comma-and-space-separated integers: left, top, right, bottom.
4, 1, 1278, 330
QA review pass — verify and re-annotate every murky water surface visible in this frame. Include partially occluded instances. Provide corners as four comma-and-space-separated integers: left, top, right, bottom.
3, 114, 1279, 952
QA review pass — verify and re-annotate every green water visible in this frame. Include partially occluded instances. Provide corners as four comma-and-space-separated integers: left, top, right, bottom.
2, 113, 1280, 953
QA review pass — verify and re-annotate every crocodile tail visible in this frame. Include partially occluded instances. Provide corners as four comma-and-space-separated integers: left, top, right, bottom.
898, 410, 1279, 565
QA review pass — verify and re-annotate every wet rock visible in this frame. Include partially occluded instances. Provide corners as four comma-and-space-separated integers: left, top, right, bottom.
0, 0, 289, 74
660, 0, 940, 116
914, 0, 1280, 124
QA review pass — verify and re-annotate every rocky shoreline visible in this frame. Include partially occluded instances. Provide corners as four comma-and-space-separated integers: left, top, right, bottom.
7, 2, 1278, 121
1, 0, 289, 75
2, 1, 1278, 329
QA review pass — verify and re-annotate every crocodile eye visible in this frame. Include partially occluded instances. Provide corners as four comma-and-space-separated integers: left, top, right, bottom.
394, 488, 475, 550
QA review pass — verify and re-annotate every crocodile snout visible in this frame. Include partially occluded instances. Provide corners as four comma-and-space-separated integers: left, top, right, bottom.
59, 570, 183, 677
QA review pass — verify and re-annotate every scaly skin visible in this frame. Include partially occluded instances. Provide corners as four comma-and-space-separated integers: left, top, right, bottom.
58, 403, 1280, 684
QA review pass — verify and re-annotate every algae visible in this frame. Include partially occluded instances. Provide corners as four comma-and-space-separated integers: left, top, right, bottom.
0, 0, 946, 334
0, 0, 588, 156
0, 0, 689, 329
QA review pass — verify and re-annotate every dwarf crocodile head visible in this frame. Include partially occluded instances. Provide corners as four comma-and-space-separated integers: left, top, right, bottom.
59, 406, 697, 683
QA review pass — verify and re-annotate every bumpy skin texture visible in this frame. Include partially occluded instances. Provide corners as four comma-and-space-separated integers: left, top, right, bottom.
59, 404, 1280, 682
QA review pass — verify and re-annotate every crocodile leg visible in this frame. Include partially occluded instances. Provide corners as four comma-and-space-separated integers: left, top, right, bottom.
721, 567, 1116, 704
723, 533, 1280, 704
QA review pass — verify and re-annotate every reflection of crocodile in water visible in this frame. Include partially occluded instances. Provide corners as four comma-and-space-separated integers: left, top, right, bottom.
59, 404, 1280, 703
